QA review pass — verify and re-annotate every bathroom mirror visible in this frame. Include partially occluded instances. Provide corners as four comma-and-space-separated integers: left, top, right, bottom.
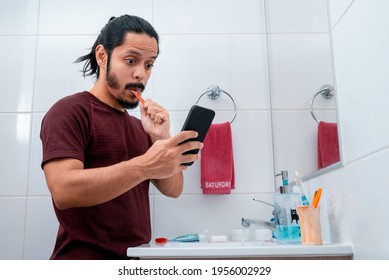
265, 0, 342, 183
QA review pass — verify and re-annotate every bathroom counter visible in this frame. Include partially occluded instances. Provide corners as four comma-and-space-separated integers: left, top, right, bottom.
127, 241, 353, 259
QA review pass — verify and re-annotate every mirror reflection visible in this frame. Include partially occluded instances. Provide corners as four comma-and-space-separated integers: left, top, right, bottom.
265, 0, 341, 181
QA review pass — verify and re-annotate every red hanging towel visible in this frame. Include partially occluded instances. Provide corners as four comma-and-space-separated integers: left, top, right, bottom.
318, 121, 340, 169
201, 122, 235, 194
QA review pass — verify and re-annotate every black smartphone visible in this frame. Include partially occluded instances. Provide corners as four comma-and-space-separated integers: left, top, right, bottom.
180, 105, 215, 166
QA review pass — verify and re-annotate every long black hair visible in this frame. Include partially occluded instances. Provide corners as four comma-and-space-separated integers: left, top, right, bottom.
75, 15, 159, 78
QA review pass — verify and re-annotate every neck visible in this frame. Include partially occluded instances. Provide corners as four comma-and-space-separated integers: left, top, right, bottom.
89, 80, 125, 112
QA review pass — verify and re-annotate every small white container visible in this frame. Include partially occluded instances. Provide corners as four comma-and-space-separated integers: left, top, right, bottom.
208, 235, 228, 243
254, 229, 272, 241
231, 229, 252, 241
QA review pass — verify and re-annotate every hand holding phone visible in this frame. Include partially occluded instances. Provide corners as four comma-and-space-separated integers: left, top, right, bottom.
180, 105, 215, 166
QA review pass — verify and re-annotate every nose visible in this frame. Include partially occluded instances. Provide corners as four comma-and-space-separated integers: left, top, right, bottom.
133, 65, 146, 81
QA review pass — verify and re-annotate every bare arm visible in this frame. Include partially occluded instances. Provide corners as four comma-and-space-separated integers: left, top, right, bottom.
151, 173, 184, 198
44, 131, 201, 210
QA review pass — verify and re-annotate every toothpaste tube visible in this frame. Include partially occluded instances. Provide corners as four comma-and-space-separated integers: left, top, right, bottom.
169, 233, 200, 242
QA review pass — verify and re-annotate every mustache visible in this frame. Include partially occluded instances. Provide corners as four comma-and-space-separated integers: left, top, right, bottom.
125, 83, 145, 91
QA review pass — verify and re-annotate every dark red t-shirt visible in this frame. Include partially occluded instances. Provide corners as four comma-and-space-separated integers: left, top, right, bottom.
40, 91, 152, 259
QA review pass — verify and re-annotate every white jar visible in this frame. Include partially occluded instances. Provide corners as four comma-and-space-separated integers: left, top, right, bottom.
254, 229, 272, 241
231, 229, 252, 241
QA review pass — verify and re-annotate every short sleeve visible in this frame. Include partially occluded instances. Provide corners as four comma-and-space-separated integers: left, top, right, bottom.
40, 96, 90, 168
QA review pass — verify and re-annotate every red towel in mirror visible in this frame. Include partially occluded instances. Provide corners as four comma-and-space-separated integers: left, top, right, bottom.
201, 122, 235, 194
318, 121, 340, 169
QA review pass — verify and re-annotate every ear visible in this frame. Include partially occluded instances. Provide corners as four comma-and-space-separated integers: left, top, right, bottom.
95, 45, 107, 68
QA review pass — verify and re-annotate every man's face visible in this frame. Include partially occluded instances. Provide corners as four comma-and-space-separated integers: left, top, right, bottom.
105, 32, 158, 109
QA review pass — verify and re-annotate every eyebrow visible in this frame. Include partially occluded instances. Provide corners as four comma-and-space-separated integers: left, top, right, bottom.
124, 49, 158, 60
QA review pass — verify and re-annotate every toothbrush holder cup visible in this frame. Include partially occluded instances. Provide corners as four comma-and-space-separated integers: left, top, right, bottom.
296, 205, 323, 246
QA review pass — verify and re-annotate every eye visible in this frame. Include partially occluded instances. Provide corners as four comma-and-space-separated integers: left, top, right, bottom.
125, 58, 136, 64
146, 63, 154, 69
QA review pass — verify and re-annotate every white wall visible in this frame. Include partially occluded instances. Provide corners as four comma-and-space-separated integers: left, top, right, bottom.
328, 0, 389, 259
0, 0, 334, 259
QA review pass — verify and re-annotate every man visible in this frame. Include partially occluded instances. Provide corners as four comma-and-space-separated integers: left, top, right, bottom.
40, 15, 202, 259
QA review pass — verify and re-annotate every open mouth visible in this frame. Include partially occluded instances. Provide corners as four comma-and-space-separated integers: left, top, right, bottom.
127, 87, 142, 94
125, 83, 145, 93
131, 87, 142, 93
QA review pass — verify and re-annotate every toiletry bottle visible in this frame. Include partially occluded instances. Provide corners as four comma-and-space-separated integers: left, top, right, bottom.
276, 170, 291, 193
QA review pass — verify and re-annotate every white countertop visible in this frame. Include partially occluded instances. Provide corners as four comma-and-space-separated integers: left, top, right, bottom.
127, 241, 353, 259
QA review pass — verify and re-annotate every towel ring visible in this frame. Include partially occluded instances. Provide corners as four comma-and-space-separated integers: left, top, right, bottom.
195, 85, 237, 123
309, 84, 335, 123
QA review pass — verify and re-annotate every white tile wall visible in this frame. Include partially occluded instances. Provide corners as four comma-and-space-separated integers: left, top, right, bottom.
345, 149, 389, 259
154, 34, 270, 110
24, 197, 58, 259
38, 0, 153, 34
0, 0, 39, 35
1, 0, 347, 259
330, 0, 389, 259
0, 114, 31, 196
154, 0, 266, 34
33, 36, 95, 111
265, 0, 329, 33
0, 198, 26, 259
0, 36, 36, 112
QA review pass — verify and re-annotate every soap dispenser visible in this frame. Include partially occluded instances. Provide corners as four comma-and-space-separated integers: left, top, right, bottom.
276, 170, 291, 194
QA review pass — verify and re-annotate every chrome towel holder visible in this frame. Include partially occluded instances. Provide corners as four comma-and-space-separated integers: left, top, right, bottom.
195, 85, 237, 123
309, 84, 336, 123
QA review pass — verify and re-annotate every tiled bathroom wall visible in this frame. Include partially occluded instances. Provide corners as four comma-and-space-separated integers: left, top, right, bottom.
0, 0, 334, 259
302, 0, 389, 260
329, 0, 389, 259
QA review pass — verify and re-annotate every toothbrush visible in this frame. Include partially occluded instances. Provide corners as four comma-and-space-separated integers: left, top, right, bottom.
131, 90, 145, 104
295, 170, 309, 206
312, 187, 322, 208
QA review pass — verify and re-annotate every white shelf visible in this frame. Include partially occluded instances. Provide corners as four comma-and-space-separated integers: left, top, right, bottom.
127, 241, 353, 259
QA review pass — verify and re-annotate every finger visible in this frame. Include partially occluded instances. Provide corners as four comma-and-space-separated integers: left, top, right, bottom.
139, 102, 147, 118
181, 153, 201, 165
153, 112, 168, 124
141, 99, 153, 115
145, 102, 167, 120
171, 130, 198, 145
177, 139, 203, 155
